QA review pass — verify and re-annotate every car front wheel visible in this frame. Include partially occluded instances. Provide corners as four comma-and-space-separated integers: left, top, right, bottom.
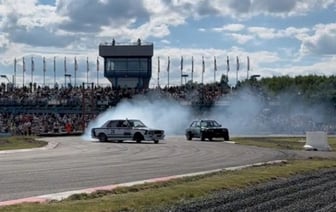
134, 133, 143, 143
224, 133, 229, 141
186, 132, 193, 140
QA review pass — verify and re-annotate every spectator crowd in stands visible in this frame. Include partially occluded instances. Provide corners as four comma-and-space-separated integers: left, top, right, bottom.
0, 81, 335, 136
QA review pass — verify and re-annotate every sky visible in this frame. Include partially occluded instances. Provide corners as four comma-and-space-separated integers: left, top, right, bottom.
0, 0, 336, 88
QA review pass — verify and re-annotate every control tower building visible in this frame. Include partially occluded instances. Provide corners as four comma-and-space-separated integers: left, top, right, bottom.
99, 39, 153, 89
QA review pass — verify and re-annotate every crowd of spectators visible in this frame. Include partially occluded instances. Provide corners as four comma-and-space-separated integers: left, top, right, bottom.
0, 82, 335, 136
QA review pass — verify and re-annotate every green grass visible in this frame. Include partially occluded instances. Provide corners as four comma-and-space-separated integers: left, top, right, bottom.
233, 136, 336, 150
1, 158, 336, 212
0, 136, 47, 151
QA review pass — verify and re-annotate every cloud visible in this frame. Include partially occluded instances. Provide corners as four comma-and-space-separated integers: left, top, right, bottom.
228, 0, 251, 13
56, 0, 150, 32
252, 0, 297, 13
302, 23, 336, 55
229, 33, 254, 44
213, 24, 245, 32
225, 0, 336, 17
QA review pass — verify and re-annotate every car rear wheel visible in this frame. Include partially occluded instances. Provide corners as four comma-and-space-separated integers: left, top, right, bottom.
186, 132, 193, 140
154, 139, 159, 144
98, 133, 107, 142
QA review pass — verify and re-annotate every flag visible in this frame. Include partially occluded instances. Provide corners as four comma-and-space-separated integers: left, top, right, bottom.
64, 56, 67, 73
214, 56, 217, 71
191, 56, 194, 73
23, 57, 25, 72
158, 56, 160, 73
96, 57, 99, 72
202, 56, 205, 73
247, 56, 250, 71
31, 57, 34, 72
167, 56, 170, 72
236, 56, 239, 71
43, 57, 46, 72
227, 56, 230, 72
180, 56, 183, 71
74, 57, 78, 72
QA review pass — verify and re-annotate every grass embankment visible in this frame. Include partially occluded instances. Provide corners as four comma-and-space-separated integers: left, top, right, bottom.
2, 158, 336, 212
233, 136, 336, 150
1, 136, 336, 211
0, 136, 47, 151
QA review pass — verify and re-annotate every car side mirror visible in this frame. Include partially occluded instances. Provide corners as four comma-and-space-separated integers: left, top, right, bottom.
219, 124, 222, 127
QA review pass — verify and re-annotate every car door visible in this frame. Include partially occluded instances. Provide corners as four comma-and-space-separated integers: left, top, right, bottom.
191, 121, 201, 137
121, 120, 132, 139
113, 120, 130, 139
106, 121, 118, 139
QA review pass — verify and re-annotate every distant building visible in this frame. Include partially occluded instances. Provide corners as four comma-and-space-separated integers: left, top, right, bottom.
99, 39, 153, 89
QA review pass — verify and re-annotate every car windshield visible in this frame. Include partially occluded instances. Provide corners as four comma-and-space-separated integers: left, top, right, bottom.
129, 120, 147, 128
201, 120, 221, 127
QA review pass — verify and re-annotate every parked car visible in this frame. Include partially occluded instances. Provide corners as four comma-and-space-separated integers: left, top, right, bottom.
185, 119, 229, 141
91, 119, 165, 143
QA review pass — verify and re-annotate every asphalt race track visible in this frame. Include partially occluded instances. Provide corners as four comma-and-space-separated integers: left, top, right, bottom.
0, 136, 334, 202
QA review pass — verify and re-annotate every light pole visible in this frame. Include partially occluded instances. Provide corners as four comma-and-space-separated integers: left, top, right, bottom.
64, 74, 72, 87
1, 75, 11, 91
0, 75, 10, 83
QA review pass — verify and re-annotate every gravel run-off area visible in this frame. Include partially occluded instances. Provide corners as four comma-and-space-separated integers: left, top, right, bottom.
152, 167, 336, 212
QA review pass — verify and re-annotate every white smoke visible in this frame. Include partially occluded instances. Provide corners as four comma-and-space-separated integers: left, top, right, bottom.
82, 86, 330, 141
208, 87, 265, 135
81, 92, 193, 141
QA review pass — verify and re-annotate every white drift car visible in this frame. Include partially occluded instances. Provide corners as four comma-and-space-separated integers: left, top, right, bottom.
91, 119, 165, 143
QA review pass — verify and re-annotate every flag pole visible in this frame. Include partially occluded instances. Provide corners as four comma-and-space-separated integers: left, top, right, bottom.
31, 57, 34, 89
167, 56, 170, 88
180, 56, 183, 86
87, 57, 89, 85
74, 57, 77, 87
22, 57, 25, 87
236, 56, 239, 86
202, 56, 205, 84
64, 56, 67, 87
14, 58, 16, 87
53, 56, 56, 88
96, 57, 99, 87
43, 57, 46, 87
157, 56, 160, 88
214, 56, 217, 82
247, 56, 250, 80
191, 56, 194, 83
226, 56, 230, 80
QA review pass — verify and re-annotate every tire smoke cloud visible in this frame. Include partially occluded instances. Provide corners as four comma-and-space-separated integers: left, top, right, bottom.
82, 87, 330, 141
82, 91, 193, 141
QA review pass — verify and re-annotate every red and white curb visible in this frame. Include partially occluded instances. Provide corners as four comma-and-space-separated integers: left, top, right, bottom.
0, 159, 286, 207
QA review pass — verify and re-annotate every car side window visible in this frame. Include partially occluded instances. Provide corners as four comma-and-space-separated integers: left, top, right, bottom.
106, 121, 113, 128
200, 121, 208, 127
190, 121, 197, 127
107, 121, 118, 128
